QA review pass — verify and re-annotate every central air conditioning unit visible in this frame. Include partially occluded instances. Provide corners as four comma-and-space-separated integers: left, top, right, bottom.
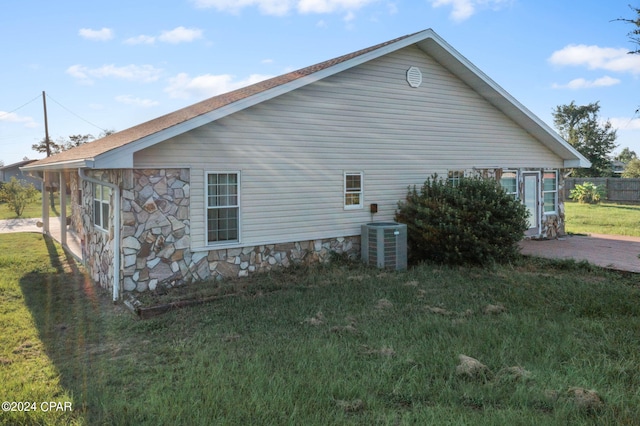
361, 222, 407, 271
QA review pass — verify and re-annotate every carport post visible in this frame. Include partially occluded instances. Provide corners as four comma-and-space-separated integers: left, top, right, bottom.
59, 171, 66, 247
42, 172, 50, 235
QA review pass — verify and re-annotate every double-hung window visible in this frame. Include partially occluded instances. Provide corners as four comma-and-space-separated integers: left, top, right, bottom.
93, 183, 111, 231
207, 172, 240, 244
543, 171, 558, 213
448, 170, 464, 186
344, 172, 363, 209
500, 170, 518, 199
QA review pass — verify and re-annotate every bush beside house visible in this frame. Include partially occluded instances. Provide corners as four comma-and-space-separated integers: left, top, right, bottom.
396, 176, 528, 265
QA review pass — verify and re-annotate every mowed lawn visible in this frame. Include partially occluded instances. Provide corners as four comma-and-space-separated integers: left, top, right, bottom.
2, 233, 640, 425
0, 192, 71, 220
565, 201, 640, 237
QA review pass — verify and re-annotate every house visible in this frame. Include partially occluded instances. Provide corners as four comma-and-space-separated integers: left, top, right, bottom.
1, 159, 42, 190
22, 29, 590, 301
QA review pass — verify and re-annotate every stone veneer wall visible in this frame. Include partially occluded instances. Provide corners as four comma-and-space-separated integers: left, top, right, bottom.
121, 169, 190, 292
120, 169, 360, 293
70, 169, 119, 290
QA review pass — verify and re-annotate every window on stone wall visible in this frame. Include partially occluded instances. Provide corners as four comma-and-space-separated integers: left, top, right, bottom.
207, 172, 240, 244
500, 170, 518, 199
543, 171, 558, 214
93, 183, 111, 230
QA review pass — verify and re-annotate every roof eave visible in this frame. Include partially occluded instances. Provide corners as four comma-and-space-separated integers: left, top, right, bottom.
20, 159, 95, 172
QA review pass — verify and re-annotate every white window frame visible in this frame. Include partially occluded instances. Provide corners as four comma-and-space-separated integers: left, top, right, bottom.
344, 172, 363, 210
543, 170, 558, 214
500, 170, 518, 199
93, 183, 111, 231
447, 170, 464, 186
206, 171, 241, 245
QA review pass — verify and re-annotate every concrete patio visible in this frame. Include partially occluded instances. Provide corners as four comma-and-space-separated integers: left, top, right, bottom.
519, 233, 640, 273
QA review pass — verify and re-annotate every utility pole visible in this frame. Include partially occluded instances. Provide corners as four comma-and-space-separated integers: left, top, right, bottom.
42, 90, 55, 213
42, 91, 51, 157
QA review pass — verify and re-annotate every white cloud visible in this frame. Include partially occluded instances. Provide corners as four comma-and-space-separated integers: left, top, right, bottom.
549, 44, 640, 75
552, 76, 621, 90
192, 0, 294, 15
164, 72, 273, 99
66, 64, 163, 84
261, 58, 274, 64
158, 26, 204, 44
0, 111, 38, 128
124, 35, 156, 45
115, 95, 160, 107
429, 0, 511, 22
297, 0, 376, 14
191, 0, 377, 15
124, 27, 203, 45
78, 27, 114, 41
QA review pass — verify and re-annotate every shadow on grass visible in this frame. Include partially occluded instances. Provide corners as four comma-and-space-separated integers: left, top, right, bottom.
19, 235, 112, 423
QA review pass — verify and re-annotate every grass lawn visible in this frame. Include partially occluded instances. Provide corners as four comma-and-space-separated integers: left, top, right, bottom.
2, 233, 640, 425
565, 201, 640, 237
0, 192, 71, 220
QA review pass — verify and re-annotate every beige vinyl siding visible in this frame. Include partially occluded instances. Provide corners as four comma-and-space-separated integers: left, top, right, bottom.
134, 45, 563, 249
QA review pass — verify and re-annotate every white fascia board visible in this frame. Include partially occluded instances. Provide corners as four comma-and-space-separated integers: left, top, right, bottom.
20, 159, 94, 172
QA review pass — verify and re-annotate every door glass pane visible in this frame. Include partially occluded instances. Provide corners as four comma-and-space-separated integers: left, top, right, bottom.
524, 174, 538, 229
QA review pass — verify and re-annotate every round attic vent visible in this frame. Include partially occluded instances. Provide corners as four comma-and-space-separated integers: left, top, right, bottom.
406, 66, 422, 88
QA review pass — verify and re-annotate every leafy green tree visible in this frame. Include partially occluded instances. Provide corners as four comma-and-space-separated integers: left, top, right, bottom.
622, 159, 640, 178
553, 101, 617, 177
618, 5, 640, 54
617, 6, 640, 113
0, 177, 39, 217
31, 137, 62, 156
615, 147, 637, 163
62, 134, 95, 150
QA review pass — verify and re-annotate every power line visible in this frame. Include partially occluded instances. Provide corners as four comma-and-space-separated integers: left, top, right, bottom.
45, 92, 108, 133
0, 94, 41, 119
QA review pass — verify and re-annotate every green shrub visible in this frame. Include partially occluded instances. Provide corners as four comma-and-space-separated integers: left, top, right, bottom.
0, 177, 39, 217
395, 175, 528, 265
569, 182, 605, 204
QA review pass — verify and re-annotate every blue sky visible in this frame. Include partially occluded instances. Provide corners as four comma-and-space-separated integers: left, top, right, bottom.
1, 0, 639, 165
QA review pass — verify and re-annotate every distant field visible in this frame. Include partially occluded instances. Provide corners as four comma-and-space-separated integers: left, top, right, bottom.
564, 201, 640, 237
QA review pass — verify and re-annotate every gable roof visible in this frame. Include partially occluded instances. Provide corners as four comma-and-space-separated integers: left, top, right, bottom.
23, 29, 590, 171
1, 159, 37, 171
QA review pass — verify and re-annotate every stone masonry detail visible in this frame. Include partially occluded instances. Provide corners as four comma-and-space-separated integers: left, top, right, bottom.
121, 169, 191, 292
120, 169, 360, 293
